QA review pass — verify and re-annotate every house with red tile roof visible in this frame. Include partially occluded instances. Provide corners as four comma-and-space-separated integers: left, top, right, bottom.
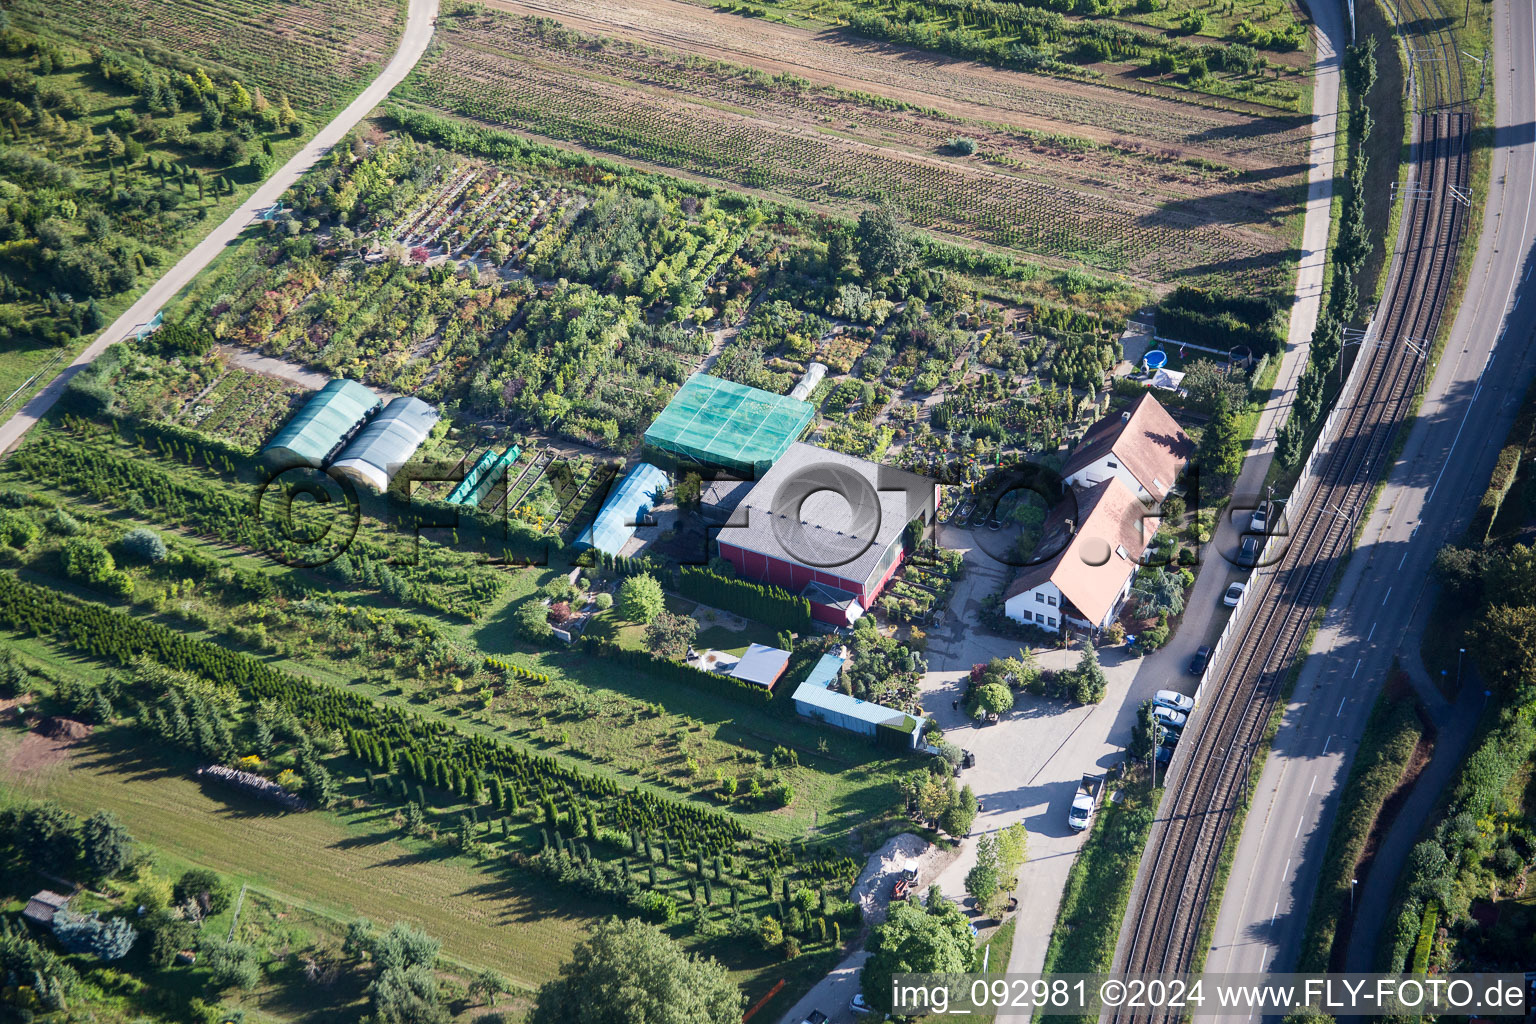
1060, 392, 1192, 504
1003, 477, 1151, 634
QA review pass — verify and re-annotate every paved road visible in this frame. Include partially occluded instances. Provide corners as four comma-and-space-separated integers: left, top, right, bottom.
985, 0, 1348, 987
0, 0, 440, 457
772, 6, 1356, 1008
1207, 0, 1536, 989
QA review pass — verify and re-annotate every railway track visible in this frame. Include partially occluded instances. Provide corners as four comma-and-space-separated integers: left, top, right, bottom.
1106, 5, 1470, 1012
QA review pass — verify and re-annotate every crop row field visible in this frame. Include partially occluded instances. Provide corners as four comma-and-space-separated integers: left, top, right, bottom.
190, 145, 724, 444
6, 0, 405, 112
398, 10, 1303, 292
709, 0, 1310, 111
480, 0, 1310, 171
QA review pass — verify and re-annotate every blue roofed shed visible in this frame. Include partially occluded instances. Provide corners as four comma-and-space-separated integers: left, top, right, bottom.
575, 462, 670, 557
792, 653, 924, 748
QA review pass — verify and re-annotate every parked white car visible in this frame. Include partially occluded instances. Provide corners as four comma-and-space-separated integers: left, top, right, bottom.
1250, 502, 1270, 534
1223, 581, 1247, 607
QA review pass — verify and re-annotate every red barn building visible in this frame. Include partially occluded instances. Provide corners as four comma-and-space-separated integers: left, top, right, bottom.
715, 443, 938, 625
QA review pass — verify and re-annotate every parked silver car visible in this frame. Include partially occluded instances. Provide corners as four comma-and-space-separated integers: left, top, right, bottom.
1153, 689, 1194, 714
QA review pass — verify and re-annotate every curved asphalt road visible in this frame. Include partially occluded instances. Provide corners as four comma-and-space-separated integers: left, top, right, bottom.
0, 0, 440, 457
1207, 0, 1536, 992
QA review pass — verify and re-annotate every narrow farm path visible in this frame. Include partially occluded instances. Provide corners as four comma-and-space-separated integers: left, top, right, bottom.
0, 0, 442, 456
218, 346, 405, 403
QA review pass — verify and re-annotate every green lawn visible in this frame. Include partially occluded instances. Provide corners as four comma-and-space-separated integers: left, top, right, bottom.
579, 595, 756, 657
0, 725, 596, 990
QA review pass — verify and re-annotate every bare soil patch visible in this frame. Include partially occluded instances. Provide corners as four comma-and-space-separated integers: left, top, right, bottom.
850, 832, 955, 926
4, 717, 93, 776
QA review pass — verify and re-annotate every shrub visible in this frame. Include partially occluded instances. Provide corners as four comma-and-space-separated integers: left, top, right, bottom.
516, 600, 554, 641
201, 937, 261, 991
970, 681, 1013, 718
61, 536, 115, 585
1296, 693, 1422, 970
119, 527, 168, 563
946, 137, 977, 155
618, 573, 665, 624
1071, 648, 1108, 704
54, 912, 138, 961
43, 508, 81, 536
0, 509, 39, 549
174, 868, 232, 918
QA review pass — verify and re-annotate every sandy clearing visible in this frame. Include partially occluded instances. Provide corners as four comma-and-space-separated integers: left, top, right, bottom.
481, 0, 1308, 170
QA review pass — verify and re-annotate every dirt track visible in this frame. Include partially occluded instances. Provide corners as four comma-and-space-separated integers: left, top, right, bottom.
483, 0, 1308, 171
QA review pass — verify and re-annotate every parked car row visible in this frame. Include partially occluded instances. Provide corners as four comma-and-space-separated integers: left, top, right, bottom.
1152, 688, 1193, 765
940, 497, 1003, 530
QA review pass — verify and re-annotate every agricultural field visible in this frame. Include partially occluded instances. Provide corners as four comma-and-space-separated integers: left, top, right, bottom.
177, 129, 740, 445
706, 0, 1310, 110
395, 7, 1307, 292
5, 0, 405, 113
0, 408, 914, 837
149, 118, 1148, 478
94, 344, 304, 450
0, 723, 601, 992
0, 0, 1318, 1011
483, 0, 1309, 149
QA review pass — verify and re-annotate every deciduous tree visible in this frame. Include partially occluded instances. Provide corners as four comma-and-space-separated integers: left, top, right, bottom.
529, 917, 742, 1024
618, 573, 666, 624
861, 895, 975, 1012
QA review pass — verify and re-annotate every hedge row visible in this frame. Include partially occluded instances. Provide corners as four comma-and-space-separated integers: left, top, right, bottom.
1381, 704, 1536, 970
1040, 773, 1155, 1015
1155, 285, 1283, 355
1468, 376, 1536, 542
0, 571, 769, 856
677, 567, 811, 633
581, 637, 774, 705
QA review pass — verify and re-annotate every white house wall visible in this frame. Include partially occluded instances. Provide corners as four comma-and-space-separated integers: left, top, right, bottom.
1064, 454, 1152, 504
1004, 580, 1065, 632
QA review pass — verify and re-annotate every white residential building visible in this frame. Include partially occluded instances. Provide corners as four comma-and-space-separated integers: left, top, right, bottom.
1003, 476, 1149, 635
1060, 392, 1193, 504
